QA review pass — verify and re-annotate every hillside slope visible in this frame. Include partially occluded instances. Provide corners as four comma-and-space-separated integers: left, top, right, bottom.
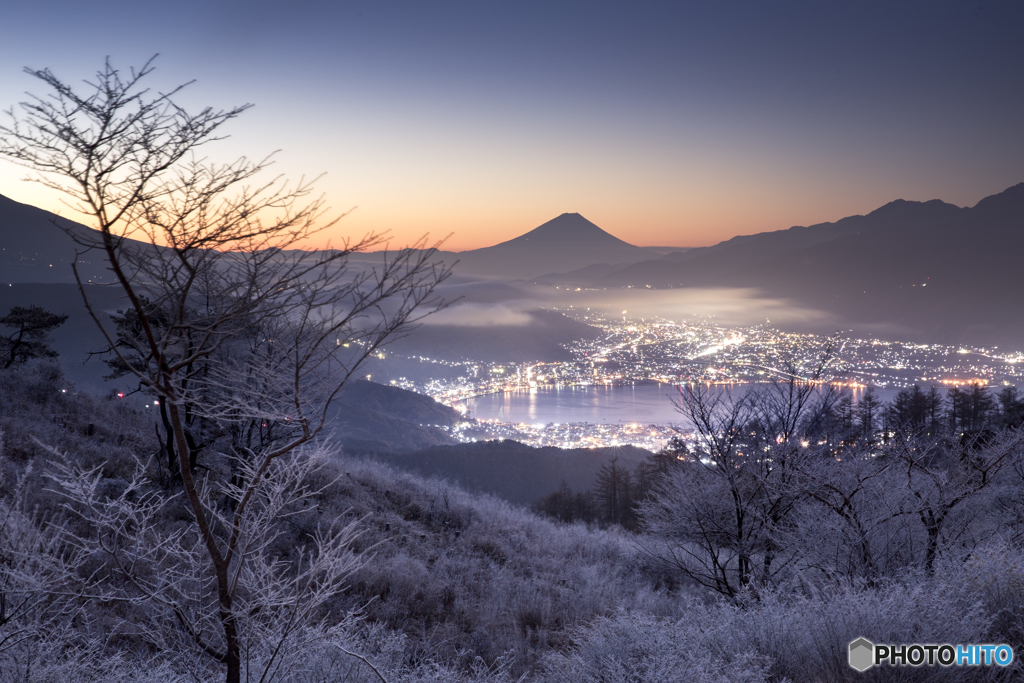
375, 439, 651, 505
331, 379, 461, 452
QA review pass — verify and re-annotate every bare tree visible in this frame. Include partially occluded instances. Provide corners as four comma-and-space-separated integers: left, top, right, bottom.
43, 445, 367, 682
0, 57, 447, 682
792, 425, 1024, 582
640, 382, 767, 597
788, 445, 909, 583
640, 348, 841, 597
889, 429, 1024, 575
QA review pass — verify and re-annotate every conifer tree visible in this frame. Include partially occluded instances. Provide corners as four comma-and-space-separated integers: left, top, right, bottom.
0, 305, 68, 369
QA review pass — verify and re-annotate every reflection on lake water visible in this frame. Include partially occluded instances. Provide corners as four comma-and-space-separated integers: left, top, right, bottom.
461, 384, 910, 426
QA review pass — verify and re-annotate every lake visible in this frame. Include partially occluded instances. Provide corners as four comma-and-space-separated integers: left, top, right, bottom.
461, 383, 909, 426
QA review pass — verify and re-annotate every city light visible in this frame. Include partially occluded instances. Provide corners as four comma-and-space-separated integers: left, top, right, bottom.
384, 311, 1023, 449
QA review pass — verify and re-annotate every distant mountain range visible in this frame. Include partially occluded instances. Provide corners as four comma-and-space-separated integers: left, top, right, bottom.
575, 183, 1024, 346
4, 183, 1024, 346
0, 197, 662, 283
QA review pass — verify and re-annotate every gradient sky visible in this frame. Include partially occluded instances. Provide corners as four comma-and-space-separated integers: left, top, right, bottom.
1, 1, 1022, 251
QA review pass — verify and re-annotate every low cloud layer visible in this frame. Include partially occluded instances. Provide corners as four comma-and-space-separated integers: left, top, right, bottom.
541, 287, 831, 329
419, 286, 837, 333
421, 302, 535, 327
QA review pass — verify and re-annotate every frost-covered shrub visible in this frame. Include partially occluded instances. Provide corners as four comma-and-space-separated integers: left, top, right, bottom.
541, 611, 770, 683
545, 578, 1003, 683
0, 360, 64, 408
729, 582, 995, 683
954, 543, 1024, 651
267, 622, 521, 683
317, 456, 682, 676
0, 362, 151, 505
0, 633, 194, 683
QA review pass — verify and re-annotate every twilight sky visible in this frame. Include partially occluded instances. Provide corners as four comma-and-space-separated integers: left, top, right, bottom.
1, 1, 1022, 251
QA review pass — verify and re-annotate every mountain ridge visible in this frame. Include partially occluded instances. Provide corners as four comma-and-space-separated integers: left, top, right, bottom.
597, 184, 1021, 288
5, 183, 1024, 345
584, 183, 1024, 346
0, 193, 163, 284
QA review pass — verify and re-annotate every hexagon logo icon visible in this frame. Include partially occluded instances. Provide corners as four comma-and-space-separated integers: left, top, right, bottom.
849, 638, 874, 672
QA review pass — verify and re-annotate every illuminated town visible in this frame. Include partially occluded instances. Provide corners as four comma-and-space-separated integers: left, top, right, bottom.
440, 419, 679, 452
387, 309, 1024, 449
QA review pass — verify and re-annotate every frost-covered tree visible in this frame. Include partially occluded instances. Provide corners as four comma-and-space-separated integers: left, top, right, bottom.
0, 57, 448, 683
640, 348, 850, 596
640, 382, 780, 596
889, 428, 1023, 575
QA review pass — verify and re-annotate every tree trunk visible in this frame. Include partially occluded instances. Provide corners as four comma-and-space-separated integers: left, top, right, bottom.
168, 400, 237, 681
920, 508, 943, 577
219, 568, 241, 683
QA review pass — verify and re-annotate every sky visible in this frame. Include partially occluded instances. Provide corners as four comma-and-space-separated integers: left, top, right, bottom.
1, 1, 1022, 251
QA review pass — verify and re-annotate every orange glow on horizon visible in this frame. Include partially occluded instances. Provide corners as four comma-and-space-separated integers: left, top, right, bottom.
0, 162, 993, 254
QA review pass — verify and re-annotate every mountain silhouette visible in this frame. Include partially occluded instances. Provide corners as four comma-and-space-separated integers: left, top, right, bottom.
6, 185, 1024, 346
452, 213, 660, 279
606, 197, 966, 282
0, 198, 663, 283
1, 193, 89, 283
582, 183, 1024, 346
0, 193, 153, 284
491, 213, 637, 250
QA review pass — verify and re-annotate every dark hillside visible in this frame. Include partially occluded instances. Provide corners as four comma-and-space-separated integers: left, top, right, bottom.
0, 193, 154, 284
330, 379, 461, 453
337, 379, 460, 427
375, 439, 651, 506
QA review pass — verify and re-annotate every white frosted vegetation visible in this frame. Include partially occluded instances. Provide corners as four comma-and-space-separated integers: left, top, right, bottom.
3, 363, 1024, 682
